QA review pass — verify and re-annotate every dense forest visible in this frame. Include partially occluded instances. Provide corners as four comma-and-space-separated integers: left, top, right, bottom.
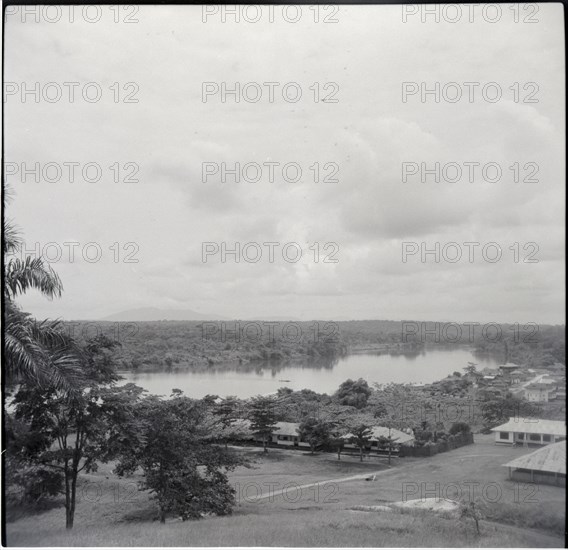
62, 319, 565, 373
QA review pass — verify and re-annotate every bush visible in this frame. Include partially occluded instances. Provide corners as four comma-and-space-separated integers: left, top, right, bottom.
417, 430, 433, 441
449, 422, 471, 435
10, 466, 63, 504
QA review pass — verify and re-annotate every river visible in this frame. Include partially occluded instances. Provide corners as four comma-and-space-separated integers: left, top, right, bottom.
117, 347, 500, 398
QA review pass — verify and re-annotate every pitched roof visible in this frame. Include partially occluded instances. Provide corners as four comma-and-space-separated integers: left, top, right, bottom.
525, 384, 555, 391
491, 418, 566, 436
370, 426, 415, 444
503, 441, 566, 474
342, 426, 415, 444
273, 421, 300, 436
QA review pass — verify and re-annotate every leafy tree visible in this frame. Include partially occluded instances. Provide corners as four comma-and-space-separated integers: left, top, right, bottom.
298, 417, 331, 454
459, 500, 482, 535
481, 394, 525, 429
346, 415, 375, 462
319, 403, 353, 460
247, 395, 279, 453
113, 393, 243, 523
9, 336, 143, 529
212, 396, 248, 448
377, 425, 399, 465
463, 362, 479, 377
334, 378, 372, 409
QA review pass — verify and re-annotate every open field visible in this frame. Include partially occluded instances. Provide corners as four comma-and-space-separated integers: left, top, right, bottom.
5, 507, 565, 547
6, 434, 565, 547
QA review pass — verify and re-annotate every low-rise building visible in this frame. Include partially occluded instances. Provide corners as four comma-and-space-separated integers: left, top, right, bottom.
498, 363, 521, 375
491, 417, 566, 446
524, 383, 556, 402
270, 421, 309, 448
342, 426, 415, 451
503, 441, 566, 486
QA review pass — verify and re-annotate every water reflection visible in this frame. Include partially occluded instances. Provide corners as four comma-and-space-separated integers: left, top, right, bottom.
118, 346, 501, 399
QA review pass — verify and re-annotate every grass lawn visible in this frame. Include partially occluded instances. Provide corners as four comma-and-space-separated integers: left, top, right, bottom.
5, 435, 566, 547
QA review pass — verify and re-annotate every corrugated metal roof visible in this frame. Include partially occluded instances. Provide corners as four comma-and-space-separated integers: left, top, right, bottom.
342, 426, 415, 444
370, 426, 415, 444
273, 421, 300, 436
491, 418, 566, 436
503, 441, 566, 474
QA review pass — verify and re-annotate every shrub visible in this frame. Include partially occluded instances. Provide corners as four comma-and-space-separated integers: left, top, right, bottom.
449, 422, 471, 435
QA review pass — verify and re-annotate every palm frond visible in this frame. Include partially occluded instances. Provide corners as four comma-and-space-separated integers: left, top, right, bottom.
3, 302, 82, 394
5, 256, 63, 300
3, 219, 23, 255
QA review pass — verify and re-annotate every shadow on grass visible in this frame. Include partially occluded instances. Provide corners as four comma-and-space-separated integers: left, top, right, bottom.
5, 496, 64, 522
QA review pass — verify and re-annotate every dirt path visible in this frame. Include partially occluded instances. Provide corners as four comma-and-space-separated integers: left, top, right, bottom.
248, 467, 395, 501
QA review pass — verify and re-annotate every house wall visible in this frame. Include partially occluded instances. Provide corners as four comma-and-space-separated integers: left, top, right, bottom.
495, 431, 513, 443
271, 434, 310, 447
495, 431, 564, 445
525, 389, 550, 402
511, 469, 566, 487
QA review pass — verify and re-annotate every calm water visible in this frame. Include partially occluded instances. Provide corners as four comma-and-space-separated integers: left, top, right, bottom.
118, 348, 500, 399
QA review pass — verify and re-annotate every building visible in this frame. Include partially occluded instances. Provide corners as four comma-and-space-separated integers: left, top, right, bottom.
343, 426, 415, 452
491, 417, 566, 446
503, 441, 566, 486
235, 420, 309, 448
270, 421, 309, 448
270, 422, 416, 450
498, 362, 521, 374
524, 383, 556, 402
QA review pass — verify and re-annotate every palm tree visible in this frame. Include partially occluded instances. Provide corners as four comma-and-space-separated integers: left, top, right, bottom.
3, 218, 80, 392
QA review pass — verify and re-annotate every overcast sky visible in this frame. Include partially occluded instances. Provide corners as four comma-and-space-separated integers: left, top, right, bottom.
4, 4, 565, 324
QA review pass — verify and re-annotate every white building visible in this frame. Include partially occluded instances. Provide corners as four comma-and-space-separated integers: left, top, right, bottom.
270, 421, 310, 448
524, 383, 556, 402
491, 417, 566, 446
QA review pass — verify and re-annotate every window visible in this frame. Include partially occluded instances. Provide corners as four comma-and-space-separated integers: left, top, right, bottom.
529, 434, 540, 441
543, 435, 551, 442
500, 432, 509, 440
518, 433, 524, 440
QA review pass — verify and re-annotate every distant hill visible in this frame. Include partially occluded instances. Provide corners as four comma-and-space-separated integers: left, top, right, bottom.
101, 307, 228, 321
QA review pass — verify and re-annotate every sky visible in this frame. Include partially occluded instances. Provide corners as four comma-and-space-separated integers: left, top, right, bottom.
3, 4, 565, 324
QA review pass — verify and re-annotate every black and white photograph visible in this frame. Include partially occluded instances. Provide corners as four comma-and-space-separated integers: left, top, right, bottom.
1, 2, 566, 547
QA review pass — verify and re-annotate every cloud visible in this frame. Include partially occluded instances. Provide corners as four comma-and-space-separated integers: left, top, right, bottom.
4, 4, 565, 323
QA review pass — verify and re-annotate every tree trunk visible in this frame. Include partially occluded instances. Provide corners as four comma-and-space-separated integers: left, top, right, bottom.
65, 473, 73, 529
263, 435, 268, 453
337, 447, 341, 461
388, 445, 392, 465
160, 508, 166, 524
360, 446, 363, 462
69, 473, 78, 529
